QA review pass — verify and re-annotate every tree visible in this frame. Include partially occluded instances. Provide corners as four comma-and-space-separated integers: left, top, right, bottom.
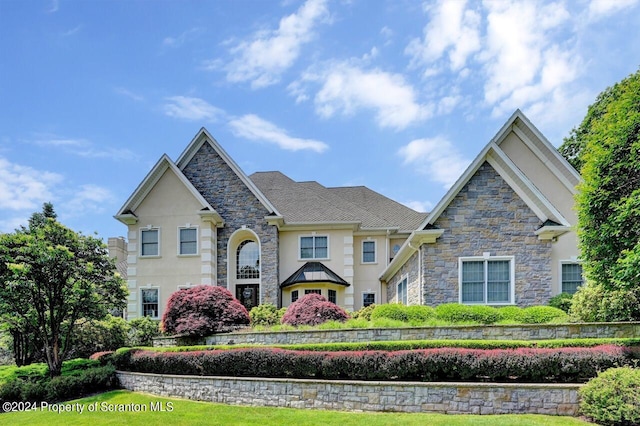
0, 204, 127, 376
569, 68, 640, 321
161, 285, 250, 336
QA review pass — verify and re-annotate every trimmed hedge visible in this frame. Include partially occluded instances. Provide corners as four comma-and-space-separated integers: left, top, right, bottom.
435, 303, 502, 324
115, 345, 632, 383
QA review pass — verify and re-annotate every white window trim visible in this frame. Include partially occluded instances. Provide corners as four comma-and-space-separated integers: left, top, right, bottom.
177, 226, 199, 256
328, 289, 337, 304
298, 235, 330, 260
559, 260, 584, 295
458, 255, 515, 305
140, 227, 161, 258
291, 290, 299, 304
361, 239, 377, 264
397, 275, 408, 305
362, 292, 376, 307
140, 286, 160, 319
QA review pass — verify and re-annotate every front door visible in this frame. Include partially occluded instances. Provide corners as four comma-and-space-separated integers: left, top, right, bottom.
236, 284, 259, 310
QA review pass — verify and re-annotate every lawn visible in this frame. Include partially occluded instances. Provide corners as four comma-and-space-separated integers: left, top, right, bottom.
3, 390, 592, 425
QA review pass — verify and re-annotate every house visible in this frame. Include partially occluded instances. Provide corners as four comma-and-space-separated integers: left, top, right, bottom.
114, 128, 425, 319
379, 110, 582, 307
113, 109, 582, 320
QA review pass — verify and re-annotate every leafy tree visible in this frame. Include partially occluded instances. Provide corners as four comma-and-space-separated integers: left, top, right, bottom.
0, 204, 127, 376
161, 285, 250, 336
570, 69, 640, 321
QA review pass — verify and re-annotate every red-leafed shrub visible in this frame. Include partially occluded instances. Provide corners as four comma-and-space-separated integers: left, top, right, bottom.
161, 285, 249, 337
281, 293, 349, 326
115, 344, 633, 383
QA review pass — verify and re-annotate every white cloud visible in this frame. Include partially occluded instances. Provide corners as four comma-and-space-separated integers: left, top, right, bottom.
295, 62, 432, 130
398, 137, 470, 189
163, 96, 225, 122
224, 0, 330, 88
33, 136, 137, 161
162, 27, 201, 48
588, 0, 639, 20
63, 184, 115, 217
115, 87, 145, 102
406, 0, 481, 72
0, 157, 62, 211
401, 200, 434, 213
229, 114, 328, 153
480, 1, 578, 118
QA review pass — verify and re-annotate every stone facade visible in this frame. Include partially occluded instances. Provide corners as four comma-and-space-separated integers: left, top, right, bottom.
148, 321, 640, 347
116, 371, 581, 416
181, 142, 279, 305
386, 250, 420, 305
388, 162, 553, 307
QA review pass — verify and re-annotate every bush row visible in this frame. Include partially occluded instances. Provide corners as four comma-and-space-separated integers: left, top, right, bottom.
137, 338, 640, 353
0, 365, 117, 407
114, 345, 632, 383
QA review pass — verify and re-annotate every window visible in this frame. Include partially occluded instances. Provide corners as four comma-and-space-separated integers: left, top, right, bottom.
328, 289, 337, 304
141, 288, 159, 318
561, 263, 583, 295
363, 292, 375, 307
179, 227, 198, 255
305, 289, 322, 295
362, 240, 376, 263
460, 257, 514, 304
397, 277, 407, 305
141, 229, 159, 256
300, 236, 328, 259
291, 290, 299, 303
237, 240, 259, 279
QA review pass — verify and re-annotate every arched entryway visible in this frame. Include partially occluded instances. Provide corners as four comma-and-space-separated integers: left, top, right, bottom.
228, 228, 261, 311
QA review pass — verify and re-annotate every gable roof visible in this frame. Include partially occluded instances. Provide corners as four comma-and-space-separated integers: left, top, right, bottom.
114, 154, 223, 225
176, 128, 281, 217
280, 261, 350, 288
249, 171, 427, 232
418, 109, 577, 229
380, 109, 580, 282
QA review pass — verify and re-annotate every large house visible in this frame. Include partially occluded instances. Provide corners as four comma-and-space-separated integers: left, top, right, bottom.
113, 110, 582, 320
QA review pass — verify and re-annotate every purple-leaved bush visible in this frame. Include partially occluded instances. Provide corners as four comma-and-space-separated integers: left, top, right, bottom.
161, 285, 249, 336
281, 293, 349, 326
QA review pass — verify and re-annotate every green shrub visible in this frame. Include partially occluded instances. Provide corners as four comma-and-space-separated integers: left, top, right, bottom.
570, 283, 640, 322
249, 303, 283, 327
521, 306, 568, 324
69, 315, 130, 359
370, 304, 409, 322
128, 316, 160, 346
498, 306, 524, 322
405, 305, 435, 323
435, 303, 500, 324
580, 367, 640, 425
548, 293, 574, 313
351, 304, 376, 321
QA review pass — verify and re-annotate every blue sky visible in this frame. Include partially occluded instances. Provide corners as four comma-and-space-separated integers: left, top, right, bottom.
1, 0, 639, 242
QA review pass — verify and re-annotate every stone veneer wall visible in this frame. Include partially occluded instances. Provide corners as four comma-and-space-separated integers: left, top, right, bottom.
152, 322, 640, 347
386, 250, 420, 305
422, 162, 552, 307
181, 142, 279, 305
116, 371, 581, 416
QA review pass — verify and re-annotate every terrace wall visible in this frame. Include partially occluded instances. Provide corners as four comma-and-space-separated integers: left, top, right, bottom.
153, 322, 640, 347
116, 371, 581, 416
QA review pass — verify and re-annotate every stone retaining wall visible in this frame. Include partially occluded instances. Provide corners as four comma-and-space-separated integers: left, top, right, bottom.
116, 371, 581, 416
153, 322, 640, 347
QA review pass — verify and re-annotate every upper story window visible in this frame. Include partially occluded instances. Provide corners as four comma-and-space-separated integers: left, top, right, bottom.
397, 276, 407, 305
362, 240, 376, 263
141, 228, 159, 257
300, 235, 328, 259
561, 262, 583, 295
237, 240, 259, 279
459, 256, 514, 304
179, 227, 198, 255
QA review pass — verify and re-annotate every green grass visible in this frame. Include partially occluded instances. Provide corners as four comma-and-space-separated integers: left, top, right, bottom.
3, 390, 590, 425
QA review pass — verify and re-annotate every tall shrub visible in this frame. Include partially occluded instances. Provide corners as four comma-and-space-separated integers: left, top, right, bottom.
281, 293, 348, 327
580, 367, 640, 425
161, 285, 249, 336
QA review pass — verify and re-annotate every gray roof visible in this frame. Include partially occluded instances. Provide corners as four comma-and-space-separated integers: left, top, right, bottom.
280, 261, 350, 288
249, 171, 427, 231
